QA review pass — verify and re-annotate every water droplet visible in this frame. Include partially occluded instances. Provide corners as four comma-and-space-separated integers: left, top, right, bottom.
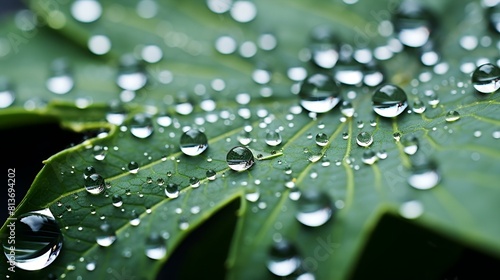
298, 73, 341, 113
46, 59, 74, 95
266, 239, 301, 277
393, 132, 401, 141
2, 211, 63, 271
83, 166, 96, 179
92, 145, 107, 161
156, 114, 172, 127
315, 133, 329, 147
88, 34, 111, 55
189, 177, 200, 188
340, 101, 354, 117
130, 113, 154, 139
180, 129, 208, 156
129, 210, 141, 226
401, 135, 419, 155
399, 200, 424, 219
96, 223, 116, 247
0, 77, 15, 108
408, 157, 441, 190
472, 63, 500, 93
85, 261, 96, 271
376, 149, 388, 159
116, 54, 147, 91
85, 173, 105, 195
412, 99, 426, 114
128, 161, 139, 174
237, 130, 252, 145
309, 26, 340, 69
141, 45, 163, 63
356, 132, 373, 147
392, 1, 436, 48
145, 233, 166, 260
165, 183, 180, 198
71, 0, 102, 23
207, 0, 231, 13
227, 146, 255, 171
445, 110, 460, 122
295, 190, 333, 227
487, 3, 500, 33
206, 169, 216, 180
245, 185, 260, 202
372, 84, 408, 117
230, 1, 257, 23
265, 131, 282, 146
106, 101, 127, 125
111, 194, 123, 207
362, 150, 378, 165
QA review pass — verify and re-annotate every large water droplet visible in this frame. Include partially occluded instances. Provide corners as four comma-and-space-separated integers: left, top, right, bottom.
130, 113, 154, 139
315, 133, 329, 147
407, 156, 441, 190
471, 63, 500, 93
165, 183, 180, 198
85, 173, 105, 195
2, 211, 63, 271
445, 110, 460, 122
145, 233, 166, 260
298, 73, 341, 113
267, 239, 301, 277
265, 130, 282, 146
309, 26, 340, 69
46, 59, 74, 95
227, 146, 255, 171
392, 1, 436, 48
116, 54, 147, 91
71, 0, 102, 23
295, 190, 333, 227
401, 135, 419, 155
356, 131, 373, 147
372, 84, 408, 117
0, 77, 15, 108
96, 223, 116, 247
180, 129, 208, 156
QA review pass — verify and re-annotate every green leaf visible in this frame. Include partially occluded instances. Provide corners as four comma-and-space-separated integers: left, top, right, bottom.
1, 0, 500, 279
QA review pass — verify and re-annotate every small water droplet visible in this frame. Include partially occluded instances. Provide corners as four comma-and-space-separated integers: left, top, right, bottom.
392, 1, 436, 48
130, 113, 154, 139
265, 131, 283, 146
356, 131, 373, 147
245, 184, 260, 202
129, 210, 141, 226
127, 161, 139, 174
401, 135, 419, 155
85, 261, 96, 271
71, 0, 102, 23
165, 183, 180, 198
362, 150, 378, 165
85, 173, 105, 195
180, 129, 208, 156
237, 130, 252, 145
145, 233, 166, 260
298, 73, 341, 113
227, 146, 255, 171
393, 132, 401, 141
1, 211, 63, 271
407, 156, 441, 190
471, 63, 500, 94
0, 77, 15, 108
377, 149, 388, 159
46, 59, 74, 95
295, 190, 333, 227
189, 177, 200, 188
309, 26, 340, 69
96, 223, 116, 247
230, 0, 257, 23
315, 133, 329, 147
157, 178, 165, 186
93, 145, 107, 161
116, 54, 147, 91
112, 194, 123, 207
399, 200, 424, 219
372, 84, 408, 117
445, 110, 460, 122
206, 170, 216, 180
340, 101, 354, 117
266, 239, 302, 277
412, 99, 426, 114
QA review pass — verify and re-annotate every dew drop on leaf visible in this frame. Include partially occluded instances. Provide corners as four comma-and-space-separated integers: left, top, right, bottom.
85, 261, 96, 271
245, 184, 260, 202
0, 77, 15, 108
295, 190, 334, 227
407, 156, 441, 190
340, 101, 354, 117
265, 130, 283, 146
88, 34, 111, 55
83, 166, 96, 179
315, 133, 329, 147
112, 194, 123, 207
356, 131, 373, 147
309, 26, 340, 69
230, 0, 257, 23
116, 54, 148, 91
399, 200, 424, 219
372, 84, 408, 117
129, 210, 141, 226
128, 161, 140, 174
471, 63, 500, 93
84, 173, 106, 195
92, 145, 107, 161
266, 239, 302, 277
71, 0, 102, 23
392, 0, 436, 48
165, 183, 180, 199
362, 150, 378, 165
445, 110, 460, 122
180, 128, 208, 156
412, 99, 426, 114
401, 135, 419, 155
298, 73, 341, 113
130, 113, 154, 139
145, 233, 166, 260
1, 210, 63, 271
96, 223, 116, 247
227, 146, 255, 171
206, 169, 217, 180
46, 58, 74, 95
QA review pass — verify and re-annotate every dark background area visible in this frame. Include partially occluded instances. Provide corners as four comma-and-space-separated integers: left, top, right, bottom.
1, 2, 500, 280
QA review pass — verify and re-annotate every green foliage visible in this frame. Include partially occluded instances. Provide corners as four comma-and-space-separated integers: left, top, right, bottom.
1, 0, 500, 279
